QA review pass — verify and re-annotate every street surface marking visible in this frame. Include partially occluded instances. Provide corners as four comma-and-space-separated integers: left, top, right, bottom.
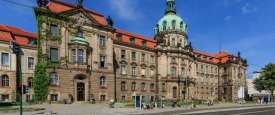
230, 109, 275, 115
179, 106, 275, 115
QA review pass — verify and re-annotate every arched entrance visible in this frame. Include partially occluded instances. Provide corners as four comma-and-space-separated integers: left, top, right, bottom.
74, 74, 87, 102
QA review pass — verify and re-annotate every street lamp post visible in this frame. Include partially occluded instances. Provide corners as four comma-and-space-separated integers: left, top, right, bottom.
11, 42, 23, 115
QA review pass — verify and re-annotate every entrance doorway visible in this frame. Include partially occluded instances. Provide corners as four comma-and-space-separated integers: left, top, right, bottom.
77, 82, 85, 101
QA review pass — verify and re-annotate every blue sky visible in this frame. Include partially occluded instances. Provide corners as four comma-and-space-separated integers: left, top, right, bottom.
0, 0, 275, 78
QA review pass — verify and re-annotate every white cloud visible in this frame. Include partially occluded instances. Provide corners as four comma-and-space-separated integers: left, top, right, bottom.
241, 3, 257, 14
108, 0, 141, 21
224, 15, 232, 21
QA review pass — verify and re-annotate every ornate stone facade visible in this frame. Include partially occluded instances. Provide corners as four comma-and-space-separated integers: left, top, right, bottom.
32, 0, 247, 103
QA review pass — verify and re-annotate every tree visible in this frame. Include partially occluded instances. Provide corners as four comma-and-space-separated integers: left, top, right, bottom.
253, 63, 275, 102
33, 59, 48, 103
253, 77, 264, 93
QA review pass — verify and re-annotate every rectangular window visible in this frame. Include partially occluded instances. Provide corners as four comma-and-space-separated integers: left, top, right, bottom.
1, 53, 9, 66
99, 35, 106, 48
141, 83, 146, 91
50, 25, 59, 38
131, 66, 136, 77
100, 95, 106, 101
121, 65, 127, 75
71, 49, 77, 63
150, 69, 154, 77
50, 48, 58, 63
77, 49, 84, 64
141, 68, 146, 77
121, 96, 126, 101
150, 55, 155, 64
150, 83, 155, 91
100, 55, 106, 68
50, 94, 58, 102
131, 52, 136, 61
121, 81, 126, 91
121, 50, 126, 59
1, 94, 9, 102
131, 82, 136, 91
28, 57, 34, 70
171, 67, 177, 77
141, 53, 145, 63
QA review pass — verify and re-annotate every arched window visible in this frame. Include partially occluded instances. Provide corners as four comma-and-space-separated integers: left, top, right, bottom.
163, 21, 167, 31
173, 87, 177, 98
172, 20, 176, 30
1, 75, 9, 87
100, 76, 106, 87
49, 73, 59, 85
171, 67, 177, 77
121, 81, 126, 91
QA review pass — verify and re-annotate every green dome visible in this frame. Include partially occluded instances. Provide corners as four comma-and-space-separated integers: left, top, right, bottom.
155, 0, 187, 34
156, 14, 187, 33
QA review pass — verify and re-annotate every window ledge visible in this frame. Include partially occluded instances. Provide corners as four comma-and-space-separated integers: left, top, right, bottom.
100, 86, 107, 89
49, 84, 60, 87
0, 86, 11, 88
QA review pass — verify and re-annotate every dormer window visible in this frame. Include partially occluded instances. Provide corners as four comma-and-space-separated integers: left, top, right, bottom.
116, 34, 123, 42
163, 21, 167, 31
180, 21, 183, 29
172, 20, 176, 30
28, 39, 37, 45
130, 37, 136, 44
142, 40, 147, 47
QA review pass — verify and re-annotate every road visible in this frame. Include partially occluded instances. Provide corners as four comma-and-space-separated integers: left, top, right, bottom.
136, 105, 275, 115
181, 106, 275, 115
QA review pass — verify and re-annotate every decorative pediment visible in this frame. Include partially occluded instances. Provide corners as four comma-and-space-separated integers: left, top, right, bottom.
60, 9, 100, 27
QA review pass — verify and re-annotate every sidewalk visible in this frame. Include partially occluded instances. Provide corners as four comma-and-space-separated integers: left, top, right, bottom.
1, 103, 275, 115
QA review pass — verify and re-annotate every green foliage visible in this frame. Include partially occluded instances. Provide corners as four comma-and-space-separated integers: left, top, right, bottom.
253, 77, 265, 93
253, 63, 275, 102
33, 62, 48, 103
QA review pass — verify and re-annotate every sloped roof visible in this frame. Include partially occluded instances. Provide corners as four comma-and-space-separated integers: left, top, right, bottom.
47, 0, 108, 26
114, 29, 156, 49
0, 25, 37, 48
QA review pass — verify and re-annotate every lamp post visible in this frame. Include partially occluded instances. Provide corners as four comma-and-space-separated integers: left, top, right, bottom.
184, 58, 196, 102
11, 42, 23, 115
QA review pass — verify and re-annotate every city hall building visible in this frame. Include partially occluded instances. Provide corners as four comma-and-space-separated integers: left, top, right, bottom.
0, 0, 247, 103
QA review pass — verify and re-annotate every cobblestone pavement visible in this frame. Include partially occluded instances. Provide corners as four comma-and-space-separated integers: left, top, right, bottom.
1, 103, 275, 115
